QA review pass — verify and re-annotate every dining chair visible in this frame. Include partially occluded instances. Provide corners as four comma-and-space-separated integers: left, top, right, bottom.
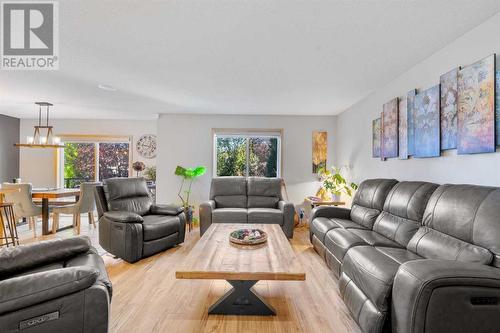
2, 183, 42, 238
52, 182, 101, 234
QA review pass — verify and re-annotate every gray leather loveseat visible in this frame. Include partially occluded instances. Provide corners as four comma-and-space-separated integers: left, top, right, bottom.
95, 177, 186, 263
0, 236, 112, 332
310, 179, 500, 333
199, 177, 295, 238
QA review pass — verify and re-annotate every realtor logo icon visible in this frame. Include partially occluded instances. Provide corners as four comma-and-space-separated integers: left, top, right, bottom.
1, 1, 59, 70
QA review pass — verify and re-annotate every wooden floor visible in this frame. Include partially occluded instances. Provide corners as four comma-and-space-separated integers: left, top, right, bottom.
16, 218, 361, 333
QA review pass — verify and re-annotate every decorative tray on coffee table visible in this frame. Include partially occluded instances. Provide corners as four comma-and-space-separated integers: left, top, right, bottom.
229, 228, 268, 245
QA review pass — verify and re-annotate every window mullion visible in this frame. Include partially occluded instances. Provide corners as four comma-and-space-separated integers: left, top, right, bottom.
245, 137, 250, 177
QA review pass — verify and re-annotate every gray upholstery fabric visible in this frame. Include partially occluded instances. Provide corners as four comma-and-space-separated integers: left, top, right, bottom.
200, 177, 294, 237
142, 215, 181, 241
95, 178, 186, 263
419, 184, 500, 267
349, 204, 381, 229
0, 237, 111, 332
331, 218, 367, 230
374, 247, 422, 265
310, 217, 339, 243
325, 229, 368, 265
351, 178, 399, 211
347, 229, 401, 248
104, 177, 152, 215
212, 208, 248, 223
247, 208, 283, 224
392, 260, 500, 333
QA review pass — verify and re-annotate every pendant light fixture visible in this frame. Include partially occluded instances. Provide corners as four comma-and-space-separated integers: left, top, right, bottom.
15, 102, 65, 148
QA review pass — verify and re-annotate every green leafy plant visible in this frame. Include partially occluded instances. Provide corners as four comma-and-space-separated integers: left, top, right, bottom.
319, 166, 358, 198
175, 165, 207, 208
144, 166, 156, 181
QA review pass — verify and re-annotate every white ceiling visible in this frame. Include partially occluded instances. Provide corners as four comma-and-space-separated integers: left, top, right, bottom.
2, 0, 500, 119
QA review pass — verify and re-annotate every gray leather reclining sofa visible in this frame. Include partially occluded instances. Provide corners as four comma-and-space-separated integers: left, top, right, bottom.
95, 177, 186, 263
199, 177, 295, 238
310, 179, 500, 333
0, 236, 111, 332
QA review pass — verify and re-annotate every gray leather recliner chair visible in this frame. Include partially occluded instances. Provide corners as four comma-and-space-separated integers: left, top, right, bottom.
199, 177, 295, 238
94, 178, 186, 263
0, 236, 111, 333
310, 179, 500, 333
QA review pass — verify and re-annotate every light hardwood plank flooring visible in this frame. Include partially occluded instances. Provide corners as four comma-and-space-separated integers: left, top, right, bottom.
15, 218, 361, 333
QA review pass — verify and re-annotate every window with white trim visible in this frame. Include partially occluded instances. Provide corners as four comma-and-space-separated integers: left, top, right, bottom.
213, 130, 282, 178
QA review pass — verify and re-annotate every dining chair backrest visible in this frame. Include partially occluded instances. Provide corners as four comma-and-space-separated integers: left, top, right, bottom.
76, 182, 101, 213
1, 183, 41, 218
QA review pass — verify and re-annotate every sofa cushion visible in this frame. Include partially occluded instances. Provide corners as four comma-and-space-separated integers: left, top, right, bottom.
247, 196, 279, 208
342, 246, 402, 311
350, 204, 380, 229
348, 229, 402, 248
104, 178, 152, 215
310, 217, 338, 243
375, 247, 423, 265
212, 208, 247, 224
351, 179, 398, 211
325, 229, 368, 263
372, 181, 438, 247
247, 177, 282, 197
332, 217, 368, 230
142, 215, 180, 241
214, 195, 247, 208
421, 184, 500, 267
407, 226, 493, 265
247, 208, 283, 224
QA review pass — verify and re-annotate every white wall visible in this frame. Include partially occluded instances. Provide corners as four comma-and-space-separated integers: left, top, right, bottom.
336, 11, 500, 186
19, 119, 157, 187
156, 114, 336, 206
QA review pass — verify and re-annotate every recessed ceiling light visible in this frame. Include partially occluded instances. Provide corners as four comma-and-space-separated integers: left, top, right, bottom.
98, 84, 117, 91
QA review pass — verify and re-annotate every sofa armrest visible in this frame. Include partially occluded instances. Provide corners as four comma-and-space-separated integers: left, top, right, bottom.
309, 206, 351, 224
392, 259, 500, 333
103, 211, 144, 223
279, 201, 295, 238
150, 204, 184, 216
199, 200, 216, 236
0, 267, 98, 315
0, 236, 91, 279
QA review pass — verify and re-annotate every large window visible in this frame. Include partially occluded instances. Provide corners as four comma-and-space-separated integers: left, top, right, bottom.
214, 130, 281, 178
58, 136, 131, 188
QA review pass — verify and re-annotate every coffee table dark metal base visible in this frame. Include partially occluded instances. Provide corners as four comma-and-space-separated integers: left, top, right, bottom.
208, 280, 276, 316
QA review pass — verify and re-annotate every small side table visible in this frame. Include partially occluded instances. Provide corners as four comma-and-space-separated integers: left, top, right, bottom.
305, 197, 345, 209
0, 203, 19, 247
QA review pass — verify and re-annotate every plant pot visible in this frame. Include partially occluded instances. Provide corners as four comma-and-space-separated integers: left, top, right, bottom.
184, 206, 193, 231
330, 193, 341, 202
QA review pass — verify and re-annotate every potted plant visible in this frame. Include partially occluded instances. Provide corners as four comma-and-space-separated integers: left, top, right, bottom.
318, 166, 358, 201
175, 165, 207, 230
144, 166, 156, 182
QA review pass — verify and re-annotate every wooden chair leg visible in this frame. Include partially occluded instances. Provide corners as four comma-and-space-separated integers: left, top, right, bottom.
52, 213, 59, 233
72, 214, 77, 227
88, 212, 96, 228
75, 214, 81, 235
31, 217, 37, 238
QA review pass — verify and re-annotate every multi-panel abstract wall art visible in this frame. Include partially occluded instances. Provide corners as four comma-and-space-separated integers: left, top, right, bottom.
382, 98, 399, 159
440, 68, 459, 150
457, 55, 495, 155
372, 53, 498, 161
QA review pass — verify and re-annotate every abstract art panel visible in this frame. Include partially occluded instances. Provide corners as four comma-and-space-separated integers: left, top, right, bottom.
440, 68, 459, 150
398, 98, 408, 159
496, 71, 500, 146
382, 98, 398, 159
312, 131, 327, 173
457, 55, 495, 154
414, 85, 440, 158
407, 89, 417, 156
372, 118, 381, 158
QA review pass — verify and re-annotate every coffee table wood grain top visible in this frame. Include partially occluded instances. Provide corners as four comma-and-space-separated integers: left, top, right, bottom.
176, 224, 306, 281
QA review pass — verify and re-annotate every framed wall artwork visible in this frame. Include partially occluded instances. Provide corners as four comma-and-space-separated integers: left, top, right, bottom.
312, 131, 327, 173
414, 85, 440, 158
372, 118, 381, 158
457, 54, 495, 154
407, 89, 417, 156
382, 98, 398, 159
398, 97, 408, 159
440, 67, 459, 150
496, 71, 500, 146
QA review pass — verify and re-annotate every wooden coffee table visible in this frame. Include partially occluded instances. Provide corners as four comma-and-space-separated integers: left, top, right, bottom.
175, 223, 306, 316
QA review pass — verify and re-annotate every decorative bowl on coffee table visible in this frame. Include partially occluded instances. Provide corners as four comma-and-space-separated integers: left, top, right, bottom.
229, 228, 267, 245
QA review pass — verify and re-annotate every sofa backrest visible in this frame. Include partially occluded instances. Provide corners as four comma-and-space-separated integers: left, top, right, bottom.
350, 178, 398, 228
373, 181, 438, 247
209, 177, 247, 208
247, 177, 282, 208
407, 184, 500, 267
103, 177, 152, 215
